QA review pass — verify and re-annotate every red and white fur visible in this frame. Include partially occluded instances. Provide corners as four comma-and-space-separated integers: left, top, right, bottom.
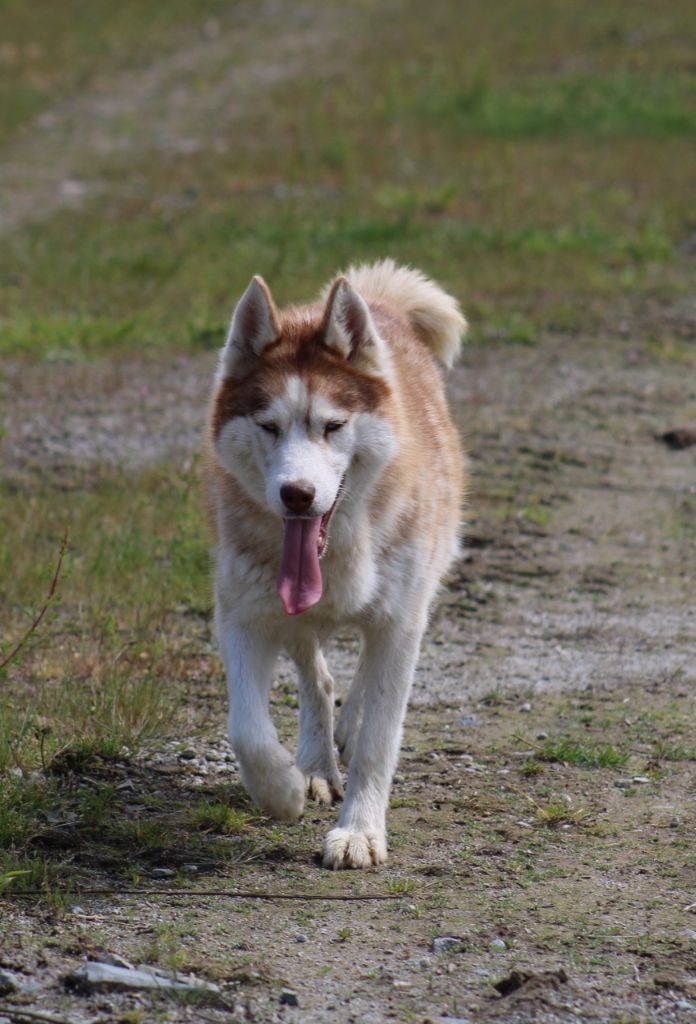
203, 260, 466, 869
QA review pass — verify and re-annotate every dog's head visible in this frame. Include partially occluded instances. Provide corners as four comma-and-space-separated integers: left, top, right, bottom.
211, 275, 398, 614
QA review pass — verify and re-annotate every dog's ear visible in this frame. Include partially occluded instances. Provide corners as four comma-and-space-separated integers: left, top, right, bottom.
322, 278, 390, 377
221, 276, 280, 377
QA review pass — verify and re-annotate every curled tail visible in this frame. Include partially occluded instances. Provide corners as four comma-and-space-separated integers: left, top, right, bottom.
339, 258, 467, 367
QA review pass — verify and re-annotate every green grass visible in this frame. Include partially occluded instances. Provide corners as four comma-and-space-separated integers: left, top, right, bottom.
535, 737, 629, 769
1, 0, 694, 359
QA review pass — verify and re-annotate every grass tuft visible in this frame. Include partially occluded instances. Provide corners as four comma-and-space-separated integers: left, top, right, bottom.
536, 737, 628, 769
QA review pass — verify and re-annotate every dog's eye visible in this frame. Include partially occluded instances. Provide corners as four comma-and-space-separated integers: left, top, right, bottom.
259, 422, 280, 437
324, 421, 346, 436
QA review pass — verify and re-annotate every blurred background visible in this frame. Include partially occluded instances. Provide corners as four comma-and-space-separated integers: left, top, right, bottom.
1, 0, 693, 357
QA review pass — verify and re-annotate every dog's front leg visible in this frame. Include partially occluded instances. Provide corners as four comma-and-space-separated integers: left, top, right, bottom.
322, 621, 422, 869
219, 619, 305, 821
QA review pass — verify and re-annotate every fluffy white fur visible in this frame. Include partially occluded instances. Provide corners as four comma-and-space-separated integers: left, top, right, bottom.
328, 258, 467, 368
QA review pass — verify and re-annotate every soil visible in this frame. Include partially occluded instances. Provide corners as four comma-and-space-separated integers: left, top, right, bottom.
2, 322, 695, 1023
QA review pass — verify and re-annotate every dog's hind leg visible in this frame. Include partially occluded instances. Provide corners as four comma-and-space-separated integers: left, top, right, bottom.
288, 636, 343, 805
219, 617, 305, 821
322, 620, 423, 869
334, 639, 368, 767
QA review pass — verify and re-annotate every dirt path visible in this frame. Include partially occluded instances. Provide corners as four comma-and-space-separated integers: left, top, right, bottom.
0, 2, 346, 236
3, 324, 696, 1021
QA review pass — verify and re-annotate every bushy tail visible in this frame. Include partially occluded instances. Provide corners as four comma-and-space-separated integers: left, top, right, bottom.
340, 259, 467, 367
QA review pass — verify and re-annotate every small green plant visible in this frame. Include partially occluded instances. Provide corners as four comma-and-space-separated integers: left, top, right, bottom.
536, 737, 628, 768
387, 877, 417, 895
189, 801, 251, 835
529, 797, 591, 829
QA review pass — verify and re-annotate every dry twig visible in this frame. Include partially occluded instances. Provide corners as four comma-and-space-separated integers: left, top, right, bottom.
0, 531, 68, 672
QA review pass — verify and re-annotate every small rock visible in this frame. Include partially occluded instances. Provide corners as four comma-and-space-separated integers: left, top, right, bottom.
676, 1000, 694, 1011
280, 988, 299, 1006
658, 427, 696, 450
683, 929, 696, 942
179, 748, 198, 760
65, 962, 220, 995
459, 714, 481, 728
97, 953, 134, 970
295, 934, 308, 944
206, 749, 222, 762
432, 936, 461, 955
536, 732, 548, 740
670, 816, 682, 828
518, 703, 532, 713
632, 776, 651, 785
614, 780, 632, 789
490, 938, 507, 952
150, 867, 175, 879
0, 968, 42, 995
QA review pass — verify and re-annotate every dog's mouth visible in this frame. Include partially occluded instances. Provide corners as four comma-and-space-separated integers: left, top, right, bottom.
277, 482, 344, 616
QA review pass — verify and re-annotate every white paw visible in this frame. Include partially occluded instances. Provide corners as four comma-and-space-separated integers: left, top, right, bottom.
322, 827, 387, 870
239, 757, 305, 822
306, 773, 344, 806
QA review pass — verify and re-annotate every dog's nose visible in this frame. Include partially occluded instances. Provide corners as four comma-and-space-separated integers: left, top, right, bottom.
280, 480, 316, 515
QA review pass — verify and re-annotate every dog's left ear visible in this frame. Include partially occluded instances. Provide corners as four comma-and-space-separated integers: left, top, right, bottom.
221, 276, 280, 377
322, 278, 390, 377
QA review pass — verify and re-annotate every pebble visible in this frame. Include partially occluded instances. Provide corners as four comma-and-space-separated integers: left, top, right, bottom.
518, 703, 532, 713
432, 937, 460, 955
295, 934, 308, 944
670, 816, 682, 828
280, 988, 299, 1006
0, 968, 42, 995
632, 776, 651, 785
683, 929, 696, 941
614, 780, 632, 789
459, 714, 481, 728
676, 1000, 694, 1012
536, 731, 548, 740
150, 867, 175, 879
490, 938, 507, 952
179, 748, 198, 760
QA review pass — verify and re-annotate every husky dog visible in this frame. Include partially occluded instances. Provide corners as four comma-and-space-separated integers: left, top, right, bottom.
204, 260, 466, 869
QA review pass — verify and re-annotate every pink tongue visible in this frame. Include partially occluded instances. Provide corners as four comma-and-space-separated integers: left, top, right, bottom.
277, 517, 323, 615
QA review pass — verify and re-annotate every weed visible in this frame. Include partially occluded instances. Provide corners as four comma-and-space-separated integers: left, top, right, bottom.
387, 878, 417, 895
189, 802, 252, 835
535, 737, 628, 768
530, 798, 591, 829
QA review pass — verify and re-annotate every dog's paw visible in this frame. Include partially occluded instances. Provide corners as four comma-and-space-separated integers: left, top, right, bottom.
322, 827, 387, 870
306, 773, 344, 806
240, 758, 305, 822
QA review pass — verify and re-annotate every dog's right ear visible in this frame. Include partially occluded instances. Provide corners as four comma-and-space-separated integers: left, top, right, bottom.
221, 276, 280, 377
